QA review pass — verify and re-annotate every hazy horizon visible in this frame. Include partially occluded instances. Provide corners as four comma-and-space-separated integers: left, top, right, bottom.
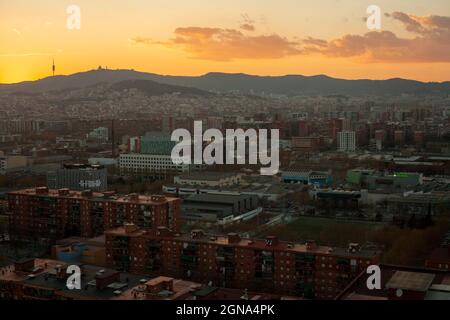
1, 67, 450, 86
1, 0, 450, 83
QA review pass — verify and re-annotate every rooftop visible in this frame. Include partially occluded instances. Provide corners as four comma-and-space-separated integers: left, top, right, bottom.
8, 188, 179, 205
177, 171, 240, 181
107, 227, 380, 258
386, 271, 435, 292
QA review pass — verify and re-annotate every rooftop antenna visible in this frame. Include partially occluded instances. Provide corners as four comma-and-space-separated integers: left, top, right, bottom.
52, 58, 56, 76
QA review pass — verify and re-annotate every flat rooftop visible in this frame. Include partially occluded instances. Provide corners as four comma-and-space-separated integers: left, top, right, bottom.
177, 171, 240, 181
386, 271, 435, 292
106, 227, 380, 259
7, 188, 179, 205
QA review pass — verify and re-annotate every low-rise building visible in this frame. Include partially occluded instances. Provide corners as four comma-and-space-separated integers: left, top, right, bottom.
181, 193, 261, 224
282, 169, 332, 187
336, 265, 450, 300
119, 153, 202, 180
0, 155, 28, 174
174, 172, 242, 187
47, 163, 108, 192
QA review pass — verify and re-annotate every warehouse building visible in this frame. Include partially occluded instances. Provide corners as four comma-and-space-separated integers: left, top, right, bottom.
181, 193, 261, 224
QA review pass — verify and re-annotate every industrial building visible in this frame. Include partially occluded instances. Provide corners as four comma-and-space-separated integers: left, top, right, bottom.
174, 172, 242, 188
181, 193, 261, 224
387, 191, 450, 225
47, 163, 108, 192
0, 154, 28, 174
281, 169, 333, 187
346, 169, 422, 191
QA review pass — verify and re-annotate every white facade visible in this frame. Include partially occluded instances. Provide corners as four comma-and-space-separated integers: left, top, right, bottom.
338, 131, 356, 152
119, 153, 193, 177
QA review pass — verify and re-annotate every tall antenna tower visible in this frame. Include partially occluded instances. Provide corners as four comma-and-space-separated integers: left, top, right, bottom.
52, 58, 56, 76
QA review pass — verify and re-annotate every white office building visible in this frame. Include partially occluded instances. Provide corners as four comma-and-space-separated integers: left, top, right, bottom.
119, 153, 202, 180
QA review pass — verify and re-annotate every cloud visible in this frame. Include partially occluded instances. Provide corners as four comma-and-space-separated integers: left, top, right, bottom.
12, 28, 21, 36
240, 13, 255, 31
132, 12, 450, 63
240, 23, 255, 31
131, 27, 301, 61
303, 12, 450, 63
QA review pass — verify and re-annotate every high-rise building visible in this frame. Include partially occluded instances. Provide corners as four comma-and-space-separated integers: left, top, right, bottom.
337, 131, 356, 152
375, 129, 385, 151
394, 130, 405, 147
329, 119, 343, 142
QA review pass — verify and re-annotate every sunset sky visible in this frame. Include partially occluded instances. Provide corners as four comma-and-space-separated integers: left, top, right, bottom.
1, 0, 449, 83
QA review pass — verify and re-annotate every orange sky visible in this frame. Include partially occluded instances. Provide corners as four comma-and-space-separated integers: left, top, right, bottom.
1, 0, 449, 84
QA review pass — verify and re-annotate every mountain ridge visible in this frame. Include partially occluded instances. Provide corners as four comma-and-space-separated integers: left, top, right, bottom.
1, 69, 449, 96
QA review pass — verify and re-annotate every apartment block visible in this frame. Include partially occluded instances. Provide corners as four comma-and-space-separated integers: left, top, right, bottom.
105, 228, 380, 300
7, 187, 181, 243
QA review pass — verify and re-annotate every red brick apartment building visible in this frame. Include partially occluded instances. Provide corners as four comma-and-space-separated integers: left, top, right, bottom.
7, 187, 380, 299
7, 187, 180, 242
105, 227, 380, 300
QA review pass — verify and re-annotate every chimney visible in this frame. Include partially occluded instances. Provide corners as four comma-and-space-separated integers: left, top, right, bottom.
58, 188, 70, 196
227, 233, 241, 244
14, 258, 36, 272
102, 191, 116, 198
156, 226, 172, 237
306, 240, 318, 251
81, 189, 93, 198
127, 193, 139, 202
96, 270, 120, 291
347, 243, 360, 253
35, 187, 49, 195
191, 229, 204, 239
124, 223, 138, 234
265, 236, 278, 247
151, 195, 166, 202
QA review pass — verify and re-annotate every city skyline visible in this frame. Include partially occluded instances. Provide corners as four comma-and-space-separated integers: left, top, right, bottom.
1, 0, 450, 84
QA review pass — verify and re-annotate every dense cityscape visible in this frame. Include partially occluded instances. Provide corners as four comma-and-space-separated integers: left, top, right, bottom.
1, 1, 449, 312
0, 68, 449, 301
